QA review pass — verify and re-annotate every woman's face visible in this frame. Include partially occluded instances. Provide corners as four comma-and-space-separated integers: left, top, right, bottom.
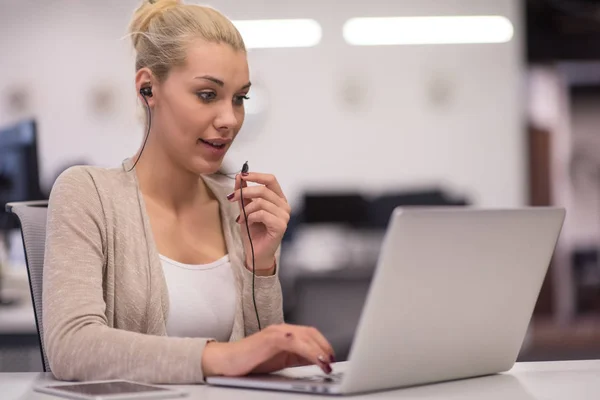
150, 39, 250, 175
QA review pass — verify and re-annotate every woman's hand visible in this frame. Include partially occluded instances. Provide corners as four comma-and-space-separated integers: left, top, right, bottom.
227, 172, 291, 275
201, 323, 335, 377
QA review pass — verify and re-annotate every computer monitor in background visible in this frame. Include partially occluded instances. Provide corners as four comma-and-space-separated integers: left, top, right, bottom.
0, 119, 44, 229
0, 119, 44, 306
302, 193, 370, 228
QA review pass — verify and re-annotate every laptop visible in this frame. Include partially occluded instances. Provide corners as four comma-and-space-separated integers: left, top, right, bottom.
207, 207, 565, 395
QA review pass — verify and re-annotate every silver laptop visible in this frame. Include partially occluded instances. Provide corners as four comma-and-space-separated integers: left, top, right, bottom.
207, 207, 565, 395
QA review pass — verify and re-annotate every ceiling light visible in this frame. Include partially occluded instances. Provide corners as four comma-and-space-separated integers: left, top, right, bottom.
233, 19, 322, 49
343, 16, 514, 46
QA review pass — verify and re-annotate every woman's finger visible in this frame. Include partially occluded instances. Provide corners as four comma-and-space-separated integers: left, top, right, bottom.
277, 332, 332, 374
303, 327, 336, 363
237, 198, 290, 224
228, 185, 287, 210
245, 210, 287, 233
251, 352, 312, 375
234, 174, 252, 217
241, 172, 288, 202
251, 325, 335, 374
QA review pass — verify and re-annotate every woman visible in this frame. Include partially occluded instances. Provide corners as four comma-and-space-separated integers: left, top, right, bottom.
43, 0, 334, 384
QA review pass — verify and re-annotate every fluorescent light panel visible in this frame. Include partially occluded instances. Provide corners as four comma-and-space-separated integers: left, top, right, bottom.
343, 16, 514, 46
232, 19, 322, 49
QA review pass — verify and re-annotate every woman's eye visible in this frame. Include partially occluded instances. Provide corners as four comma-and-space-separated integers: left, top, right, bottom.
197, 91, 216, 102
234, 95, 250, 106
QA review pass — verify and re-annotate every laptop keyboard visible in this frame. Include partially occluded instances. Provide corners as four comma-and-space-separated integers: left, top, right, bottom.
293, 372, 344, 383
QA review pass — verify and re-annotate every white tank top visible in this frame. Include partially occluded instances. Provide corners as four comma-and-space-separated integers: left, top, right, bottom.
160, 254, 236, 342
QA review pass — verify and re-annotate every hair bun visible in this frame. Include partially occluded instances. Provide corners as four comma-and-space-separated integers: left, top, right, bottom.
129, 0, 181, 49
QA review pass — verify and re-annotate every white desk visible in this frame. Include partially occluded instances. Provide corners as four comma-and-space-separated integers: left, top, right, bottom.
1, 360, 599, 400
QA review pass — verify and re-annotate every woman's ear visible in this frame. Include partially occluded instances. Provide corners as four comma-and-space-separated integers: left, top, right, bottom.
135, 68, 156, 105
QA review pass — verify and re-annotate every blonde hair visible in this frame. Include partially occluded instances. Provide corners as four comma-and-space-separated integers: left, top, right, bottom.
129, 0, 246, 81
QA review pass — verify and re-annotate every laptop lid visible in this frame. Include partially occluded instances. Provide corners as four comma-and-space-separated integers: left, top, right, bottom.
339, 207, 565, 394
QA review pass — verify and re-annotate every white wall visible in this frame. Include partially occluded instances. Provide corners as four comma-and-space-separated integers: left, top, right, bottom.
0, 0, 525, 207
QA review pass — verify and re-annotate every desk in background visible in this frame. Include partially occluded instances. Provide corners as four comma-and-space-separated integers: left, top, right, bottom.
1, 360, 599, 400
0, 266, 42, 373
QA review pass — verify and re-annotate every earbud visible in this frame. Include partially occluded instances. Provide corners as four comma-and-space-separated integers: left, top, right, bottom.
140, 87, 153, 98
242, 161, 249, 174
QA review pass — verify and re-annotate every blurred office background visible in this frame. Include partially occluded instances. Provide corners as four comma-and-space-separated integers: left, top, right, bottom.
1, 0, 600, 372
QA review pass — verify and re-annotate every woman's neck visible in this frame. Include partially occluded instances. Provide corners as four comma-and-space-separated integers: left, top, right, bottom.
132, 144, 212, 212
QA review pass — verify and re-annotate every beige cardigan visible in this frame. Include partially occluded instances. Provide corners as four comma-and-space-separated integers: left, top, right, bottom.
42, 159, 284, 384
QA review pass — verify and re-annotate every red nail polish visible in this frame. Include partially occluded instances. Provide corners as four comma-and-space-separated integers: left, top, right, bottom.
324, 364, 332, 374
242, 172, 249, 176
330, 355, 336, 363
227, 192, 234, 200
285, 332, 293, 338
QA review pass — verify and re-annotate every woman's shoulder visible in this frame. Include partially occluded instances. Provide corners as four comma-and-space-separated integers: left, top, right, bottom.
52, 162, 136, 196
48, 163, 139, 223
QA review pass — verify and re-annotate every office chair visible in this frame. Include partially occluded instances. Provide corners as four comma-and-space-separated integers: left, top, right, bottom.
5, 200, 50, 372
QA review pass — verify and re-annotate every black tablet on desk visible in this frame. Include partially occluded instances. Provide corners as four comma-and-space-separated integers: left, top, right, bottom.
34, 380, 187, 400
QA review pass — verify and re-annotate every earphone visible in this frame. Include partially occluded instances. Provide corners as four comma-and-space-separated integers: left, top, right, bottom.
127, 86, 153, 172
132, 85, 262, 330
217, 162, 261, 331
239, 161, 261, 331
140, 86, 153, 98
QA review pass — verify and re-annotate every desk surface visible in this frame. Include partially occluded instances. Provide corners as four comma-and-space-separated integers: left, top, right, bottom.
1, 360, 599, 400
